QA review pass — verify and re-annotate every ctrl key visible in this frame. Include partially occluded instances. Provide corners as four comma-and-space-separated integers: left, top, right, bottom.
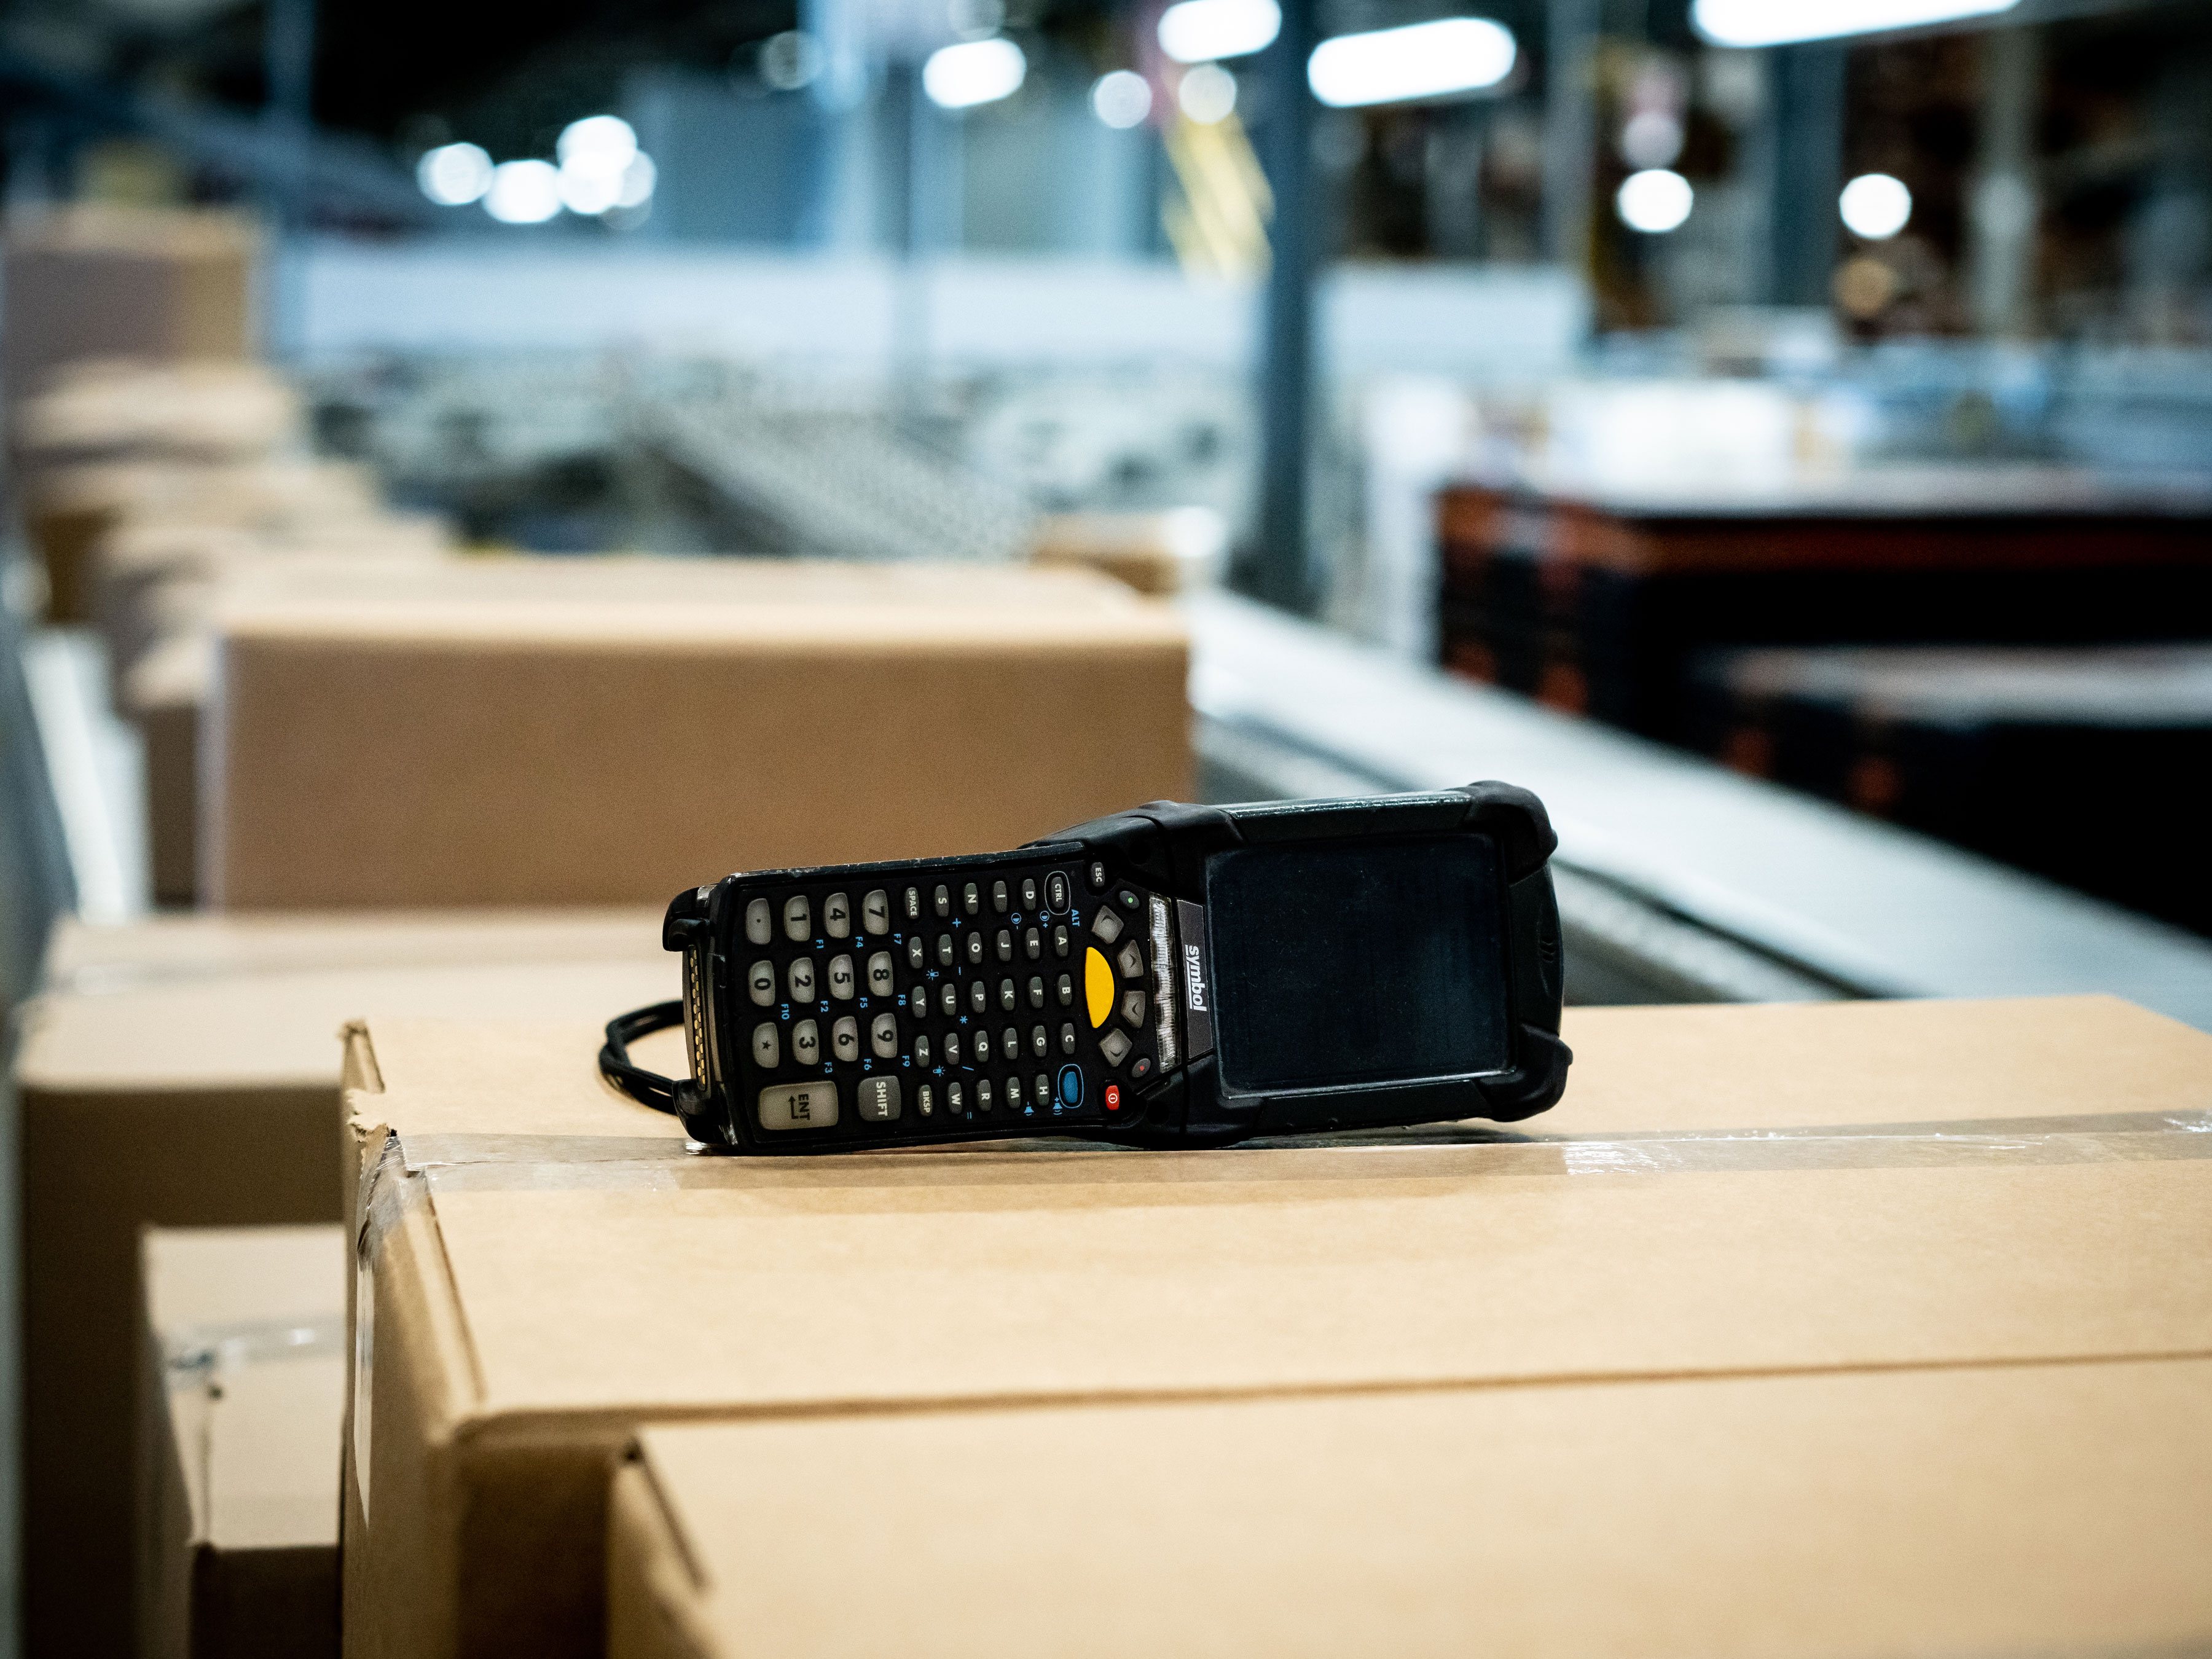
856, 1077, 903, 1123
758, 1081, 839, 1131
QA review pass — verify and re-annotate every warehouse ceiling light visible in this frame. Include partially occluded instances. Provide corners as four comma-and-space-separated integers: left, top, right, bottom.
1179, 63, 1238, 123
1306, 18, 1516, 109
1690, 0, 2018, 47
557, 116, 638, 176
923, 36, 1027, 108
555, 114, 652, 217
1617, 168, 1693, 233
1091, 69, 1153, 128
1158, 0, 1281, 65
484, 159, 563, 224
1840, 172, 1913, 238
417, 142, 493, 206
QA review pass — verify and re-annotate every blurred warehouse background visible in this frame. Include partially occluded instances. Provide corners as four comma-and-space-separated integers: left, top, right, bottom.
1, 4, 2210, 1649
2, 0, 2210, 1012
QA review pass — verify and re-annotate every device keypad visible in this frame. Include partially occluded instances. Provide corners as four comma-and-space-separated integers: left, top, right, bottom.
731, 861, 1163, 1137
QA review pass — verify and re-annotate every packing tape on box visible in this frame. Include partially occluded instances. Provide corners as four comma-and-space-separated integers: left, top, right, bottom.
345, 1107, 2212, 1524
166, 1314, 345, 1376
379, 1110, 2212, 1193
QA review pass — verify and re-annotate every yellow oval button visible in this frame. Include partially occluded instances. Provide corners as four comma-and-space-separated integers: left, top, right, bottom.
1084, 946, 1114, 1029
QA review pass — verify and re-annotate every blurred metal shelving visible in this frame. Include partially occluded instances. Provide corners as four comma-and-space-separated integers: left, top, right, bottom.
1188, 590, 2212, 1027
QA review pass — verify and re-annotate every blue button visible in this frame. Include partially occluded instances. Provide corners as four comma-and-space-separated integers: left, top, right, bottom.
1056, 1064, 1083, 1108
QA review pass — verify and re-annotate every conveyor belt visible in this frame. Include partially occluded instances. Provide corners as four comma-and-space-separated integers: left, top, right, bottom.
1188, 592, 2212, 1029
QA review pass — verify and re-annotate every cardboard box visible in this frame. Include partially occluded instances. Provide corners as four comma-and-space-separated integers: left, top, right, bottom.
611, 1357, 2212, 1659
112, 543, 458, 906
95, 517, 455, 688
26, 457, 383, 622
1, 208, 256, 403
16, 358, 299, 466
204, 559, 1191, 910
125, 633, 213, 906
13, 911, 671, 1659
339, 994, 2212, 1659
139, 1226, 348, 1659
1029, 510, 1227, 595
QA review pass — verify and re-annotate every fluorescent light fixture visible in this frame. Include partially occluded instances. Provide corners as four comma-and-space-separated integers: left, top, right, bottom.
1692, 0, 2018, 48
1158, 0, 1280, 64
416, 142, 493, 206
484, 159, 563, 224
1178, 63, 1237, 123
922, 36, 1027, 108
1091, 69, 1153, 128
1307, 18, 1516, 109
1839, 172, 1912, 239
1616, 168, 1693, 233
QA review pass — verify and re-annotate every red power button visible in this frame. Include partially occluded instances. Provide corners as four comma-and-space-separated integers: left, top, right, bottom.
1104, 1083, 1122, 1111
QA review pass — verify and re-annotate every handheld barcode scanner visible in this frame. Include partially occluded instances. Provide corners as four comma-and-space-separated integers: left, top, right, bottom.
601, 783, 1570, 1153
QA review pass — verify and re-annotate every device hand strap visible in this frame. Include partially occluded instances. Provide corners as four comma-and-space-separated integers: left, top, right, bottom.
598, 1000, 688, 1114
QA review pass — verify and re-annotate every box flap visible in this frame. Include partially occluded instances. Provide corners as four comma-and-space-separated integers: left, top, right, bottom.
213, 557, 1183, 649
43, 907, 662, 986
1550, 994, 2212, 1133
623, 1358, 2212, 1659
18, 952, 670, 1094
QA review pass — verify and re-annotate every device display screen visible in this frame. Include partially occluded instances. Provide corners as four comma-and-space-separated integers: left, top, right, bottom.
1205, 836, 1510, 1093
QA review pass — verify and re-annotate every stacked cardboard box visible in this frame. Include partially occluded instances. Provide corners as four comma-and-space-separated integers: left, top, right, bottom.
1, 208, 256, 405
22, 452, 391, 623
339, 994, 2212, 1659
201, 558, 1192, 909
139, 1225, 349, 1659
12, 909, 672, 1659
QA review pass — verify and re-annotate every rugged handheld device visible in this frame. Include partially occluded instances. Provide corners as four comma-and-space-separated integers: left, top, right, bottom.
600, 784, 1569, 1153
